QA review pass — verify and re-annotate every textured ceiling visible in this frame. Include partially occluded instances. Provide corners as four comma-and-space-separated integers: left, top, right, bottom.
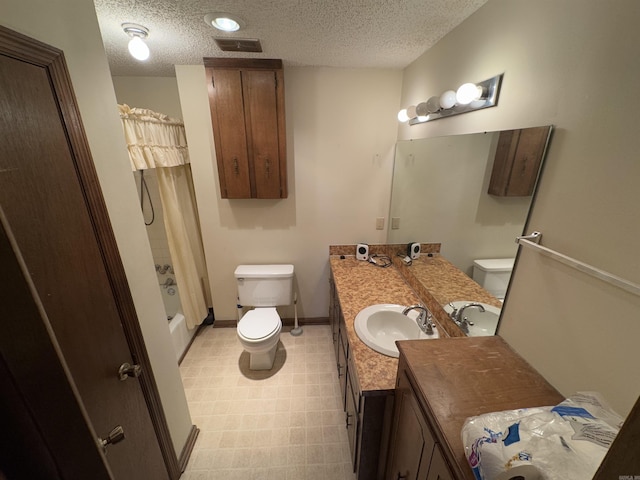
93, 0, 487, 77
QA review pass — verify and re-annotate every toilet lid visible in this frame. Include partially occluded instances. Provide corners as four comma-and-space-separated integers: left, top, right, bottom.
238, 308, 281, 340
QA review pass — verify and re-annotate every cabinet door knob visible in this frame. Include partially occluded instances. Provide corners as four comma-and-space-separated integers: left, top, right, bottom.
346, 412, 354, 427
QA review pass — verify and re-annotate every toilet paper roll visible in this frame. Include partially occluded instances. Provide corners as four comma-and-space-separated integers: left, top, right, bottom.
495, 464, 542, 480
478, 442, 542, 480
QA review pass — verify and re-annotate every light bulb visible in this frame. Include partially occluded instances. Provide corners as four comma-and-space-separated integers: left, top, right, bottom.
426, 96, 441, 113
397, 109, 410, 123
456, 83, 483, 105
205, 13, 245, 32
406, 106, 417, 119
439, 90, 457, 109
415, 102, 429, 117
214, 17, 240, 31
128, 36, 149, 61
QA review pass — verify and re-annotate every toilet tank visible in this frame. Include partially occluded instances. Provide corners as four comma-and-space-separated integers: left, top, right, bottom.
235, 264, 294, 306
472, 258, 515, 298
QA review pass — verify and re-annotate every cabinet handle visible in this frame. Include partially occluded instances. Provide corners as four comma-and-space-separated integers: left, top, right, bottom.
265, 158, 270, 177
346, 412, 353, 427
233, 158, 239, 175
396, 474, 408, 480
337, 363, 344, 377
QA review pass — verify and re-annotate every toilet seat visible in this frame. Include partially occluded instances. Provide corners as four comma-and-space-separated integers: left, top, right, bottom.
238, 307, 280, 340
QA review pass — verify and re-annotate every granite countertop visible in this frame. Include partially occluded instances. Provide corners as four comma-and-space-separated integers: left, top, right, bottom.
330, 250, 506, 394
330, 256, 418, 393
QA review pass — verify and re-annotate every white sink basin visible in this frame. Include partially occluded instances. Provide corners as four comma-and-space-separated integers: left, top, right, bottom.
354, 304, 439, 358
443, 301, 501, 336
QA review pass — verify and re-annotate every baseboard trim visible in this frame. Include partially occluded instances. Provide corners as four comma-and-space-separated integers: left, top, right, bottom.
213, 317, 329, 328
178, 425, 199, 473
178, 323, 206, 365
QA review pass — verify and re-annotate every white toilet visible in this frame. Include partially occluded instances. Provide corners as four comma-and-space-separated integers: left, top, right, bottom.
234, 264, 294, 370
472, 258, 515, 300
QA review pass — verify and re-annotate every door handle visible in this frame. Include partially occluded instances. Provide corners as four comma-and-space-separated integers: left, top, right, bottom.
100, 425, 125, 453
118, 362, 142, 381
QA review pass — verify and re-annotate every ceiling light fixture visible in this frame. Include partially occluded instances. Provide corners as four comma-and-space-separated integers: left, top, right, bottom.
122, 23, 150, 61
204, 13, 245, 32
398, 74, 503, 125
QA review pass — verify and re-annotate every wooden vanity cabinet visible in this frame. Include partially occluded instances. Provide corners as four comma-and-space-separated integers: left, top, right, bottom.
488, 125, 551, 196
329, 278, 394, 479
387, 365, 452, 480
204, 58, 287, 199
390, 338, 564, 480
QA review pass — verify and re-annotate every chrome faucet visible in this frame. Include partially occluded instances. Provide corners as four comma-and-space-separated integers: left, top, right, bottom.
449, 302, 485, 333
402, 304, 435, 335
162, 277, 175, 288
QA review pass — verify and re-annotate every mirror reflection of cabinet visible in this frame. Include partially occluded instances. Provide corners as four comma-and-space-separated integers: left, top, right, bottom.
488, 125, 552, 197
204, 58, 287, 199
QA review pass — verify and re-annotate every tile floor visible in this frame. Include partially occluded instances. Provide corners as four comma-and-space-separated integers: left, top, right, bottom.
179, 324, 357, 480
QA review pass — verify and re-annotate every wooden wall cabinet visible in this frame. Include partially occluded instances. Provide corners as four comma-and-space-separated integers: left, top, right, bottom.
488, 125, 551, 197
204, 58, 287, 199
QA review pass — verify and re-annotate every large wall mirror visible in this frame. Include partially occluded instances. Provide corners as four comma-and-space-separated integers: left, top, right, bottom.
387, 126, 553, 278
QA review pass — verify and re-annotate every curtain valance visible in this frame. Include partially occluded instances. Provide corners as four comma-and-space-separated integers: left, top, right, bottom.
118, 104, 189, 170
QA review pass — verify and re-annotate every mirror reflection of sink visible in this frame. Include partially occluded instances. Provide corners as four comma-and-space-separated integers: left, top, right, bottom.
354, 304, 439, 358
443, 301, 501, 337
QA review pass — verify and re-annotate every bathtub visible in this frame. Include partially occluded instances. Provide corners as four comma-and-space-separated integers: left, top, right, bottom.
162, 284, 196, 362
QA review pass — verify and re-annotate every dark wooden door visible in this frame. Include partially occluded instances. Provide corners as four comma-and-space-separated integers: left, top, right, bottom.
0, 31, 169, 479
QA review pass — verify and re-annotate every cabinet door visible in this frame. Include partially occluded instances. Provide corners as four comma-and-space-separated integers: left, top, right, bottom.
242, 69, 283, 198
208, 68, 252, 198
338, 325, 348, 407
425, 446, 454, 480
387, 370, 435, 480
488, 125, 551, 196
346, 372, 359, 470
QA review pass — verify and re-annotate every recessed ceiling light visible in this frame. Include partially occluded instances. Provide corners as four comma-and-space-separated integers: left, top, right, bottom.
204, 13, 245, 32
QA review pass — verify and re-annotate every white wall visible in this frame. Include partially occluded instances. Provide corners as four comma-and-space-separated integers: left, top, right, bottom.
113, 76, 183, 119
398, 0, 640, 416
0, 0, 193, 455
176, 66, 403, 321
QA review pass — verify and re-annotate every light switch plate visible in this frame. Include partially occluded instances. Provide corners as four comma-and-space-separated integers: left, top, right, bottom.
391, 217, 400, 229
375, 217, 384, 230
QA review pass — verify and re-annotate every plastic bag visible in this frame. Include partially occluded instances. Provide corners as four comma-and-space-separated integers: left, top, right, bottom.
461, 392, 622, 480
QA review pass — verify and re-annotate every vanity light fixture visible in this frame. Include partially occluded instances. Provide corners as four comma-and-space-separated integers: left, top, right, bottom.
398, 73, 503, 125
205, 13, 245, 32
122, 23, 150, 61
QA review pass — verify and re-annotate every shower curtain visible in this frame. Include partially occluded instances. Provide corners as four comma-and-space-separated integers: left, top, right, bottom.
119, 104, 211, 329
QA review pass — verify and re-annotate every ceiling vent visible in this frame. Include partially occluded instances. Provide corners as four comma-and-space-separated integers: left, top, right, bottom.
214, 38, 262, 53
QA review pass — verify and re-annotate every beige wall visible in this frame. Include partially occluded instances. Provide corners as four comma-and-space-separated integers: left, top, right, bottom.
176, 66, 403, 321
0, 0, 193, 454
398, 0, 640, 416
113, 76, 183, 119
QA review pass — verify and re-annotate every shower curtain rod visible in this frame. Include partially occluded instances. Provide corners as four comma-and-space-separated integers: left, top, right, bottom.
516, 232, 640, 297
